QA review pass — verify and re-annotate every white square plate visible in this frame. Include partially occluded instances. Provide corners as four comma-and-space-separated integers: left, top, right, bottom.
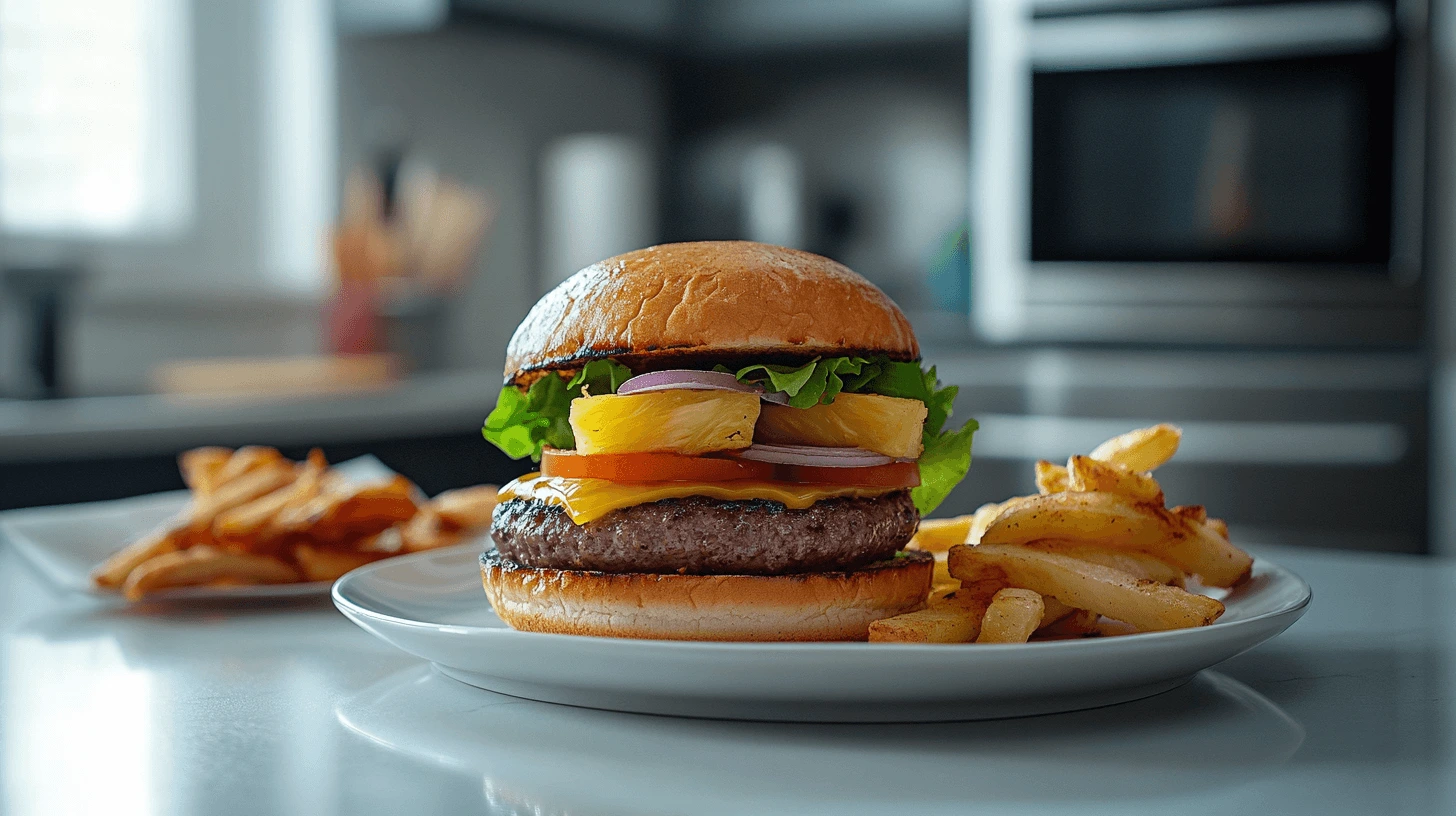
0, 455, 398, 601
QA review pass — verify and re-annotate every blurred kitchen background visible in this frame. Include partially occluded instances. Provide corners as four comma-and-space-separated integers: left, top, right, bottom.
1, 0, 1453, 556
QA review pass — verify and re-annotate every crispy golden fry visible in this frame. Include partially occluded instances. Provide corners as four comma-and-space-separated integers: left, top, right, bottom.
1035, 460, 1070, 494
1023, 541, 1185, 587
212, 446, 287, 486
1066, 455, 1164, 503
213, 450, 329, 542
179, 447, 232, 496
965, 501, 1008, 547
909, 515, 975, 553
292, 543, 384, 582
930, 554, 957, 591
431, 485, 499, 532
121, 546, 300, 600
978, 491, 1252, 587
1172, 504, 1207, 524
1096, 619, 1140, 637
867, 577, 1003, 643
977, 588, 1045, 644
187, 461, 297, 531
399, 509, 466, 553
868, 606, 979, 643
948, 544, 1225, 631
276, 475, 418, 540
1039, 594, 1076, 627
1207, 518, 1230, 539
1088, 423, 1182, 472
91, 521, 189, 588
1041, 608, 1100, 636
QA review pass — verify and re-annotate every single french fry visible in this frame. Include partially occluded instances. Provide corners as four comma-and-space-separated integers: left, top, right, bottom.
978, 491, 1252, 587
1207, 518, 1230, 539
179, 447, 232, 496
948, 544, 1225, 631
965, 501, 1008, 547
430, 485, 499, 532
1066, 455, 1164, 504
121, 546, 299, 600
292, 543, 383, 582
909, 518, 965, 553
91, 521, 188, 588
1096, 619, 1141, 637
930, 554, 957, 591
276, 475, 418, 541
1035, 460, 1069, 494
909, 515, 975, 554
976, 588, 1045, 644
399, 509, 466, 553
867, 606, 980, 643
1041, 608, 1100, 636
1039, 594, 1076, 627
1023, 541, 1186, 587
1089, 424, 1182, 472
867, 577, 1003, 643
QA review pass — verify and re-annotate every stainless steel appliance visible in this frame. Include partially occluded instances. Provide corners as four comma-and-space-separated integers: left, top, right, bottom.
971, 0, 1427, 345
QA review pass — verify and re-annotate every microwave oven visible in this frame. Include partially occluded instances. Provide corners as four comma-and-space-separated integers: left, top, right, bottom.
970, 0, 1427, 345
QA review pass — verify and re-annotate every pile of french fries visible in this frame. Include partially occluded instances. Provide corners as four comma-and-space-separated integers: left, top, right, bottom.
92, 446, 498, 601
871, 424, 1254, 643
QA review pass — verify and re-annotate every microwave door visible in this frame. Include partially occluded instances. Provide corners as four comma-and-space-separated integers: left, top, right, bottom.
971, 0, 1419, 346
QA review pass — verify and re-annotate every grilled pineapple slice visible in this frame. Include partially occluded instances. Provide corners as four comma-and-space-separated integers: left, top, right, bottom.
756, 393, 926, 459
570, 391, 760, 455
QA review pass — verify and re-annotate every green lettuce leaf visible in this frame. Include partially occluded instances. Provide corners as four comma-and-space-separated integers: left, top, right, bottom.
568, 359, 634, 397
911, 417, 978, 516
724, 357, 880, 408
482, 360, 632, 461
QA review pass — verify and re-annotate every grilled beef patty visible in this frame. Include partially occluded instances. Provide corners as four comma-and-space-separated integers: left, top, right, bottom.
490, 491, 918, 576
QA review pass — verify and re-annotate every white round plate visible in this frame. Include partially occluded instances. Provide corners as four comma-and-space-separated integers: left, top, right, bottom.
333, 546, 1310, 722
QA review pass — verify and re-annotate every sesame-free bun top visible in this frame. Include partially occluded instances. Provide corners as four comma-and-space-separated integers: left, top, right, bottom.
503, 241, 919, 385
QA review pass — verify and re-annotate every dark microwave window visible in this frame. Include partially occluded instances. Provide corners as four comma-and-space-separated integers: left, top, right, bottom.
1030, 56, 1393, 265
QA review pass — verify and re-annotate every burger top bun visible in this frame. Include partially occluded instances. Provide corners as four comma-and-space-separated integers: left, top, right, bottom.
503, 241, 920, 385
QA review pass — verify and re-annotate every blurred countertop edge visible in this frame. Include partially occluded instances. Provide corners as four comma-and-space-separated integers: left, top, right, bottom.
0, 369, 504, 464
0, 347, 1432, 465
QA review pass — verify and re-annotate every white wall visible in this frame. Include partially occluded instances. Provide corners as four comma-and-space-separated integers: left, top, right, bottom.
335, 26, 664, 371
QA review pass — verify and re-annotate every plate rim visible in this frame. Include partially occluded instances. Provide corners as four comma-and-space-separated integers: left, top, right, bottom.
331, 546, 1312, 653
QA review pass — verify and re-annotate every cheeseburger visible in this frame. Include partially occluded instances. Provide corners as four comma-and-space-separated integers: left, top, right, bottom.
480, 241, 977, 641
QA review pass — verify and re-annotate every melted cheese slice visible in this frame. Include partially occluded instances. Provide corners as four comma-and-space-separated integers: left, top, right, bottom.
499, 473, 899, 525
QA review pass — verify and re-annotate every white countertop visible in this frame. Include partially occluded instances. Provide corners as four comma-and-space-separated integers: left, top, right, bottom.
0, 540, 1450, 815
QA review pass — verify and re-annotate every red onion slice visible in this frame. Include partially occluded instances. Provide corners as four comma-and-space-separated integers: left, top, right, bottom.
618, 370, 762, 395
760, 390, 791, 405
734, 444, 893, 468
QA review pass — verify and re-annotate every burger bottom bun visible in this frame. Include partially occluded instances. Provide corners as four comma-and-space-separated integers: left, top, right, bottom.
481, 549, 933, 642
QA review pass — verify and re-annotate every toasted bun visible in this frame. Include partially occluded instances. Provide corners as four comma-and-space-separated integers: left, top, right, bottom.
504, 241, 919, 385
481, 549, 933, 641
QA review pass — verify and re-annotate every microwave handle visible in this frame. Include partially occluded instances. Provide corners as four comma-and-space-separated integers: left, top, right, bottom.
1029, 1, 1393, 72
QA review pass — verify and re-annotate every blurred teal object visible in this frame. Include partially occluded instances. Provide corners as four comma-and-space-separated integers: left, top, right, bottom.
925, 224, 970, 313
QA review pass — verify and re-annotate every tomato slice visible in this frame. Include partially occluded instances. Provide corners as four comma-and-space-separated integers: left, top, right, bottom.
540, 449, 775, 482
778, 461, 920, 489
542, 448, 920, 489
